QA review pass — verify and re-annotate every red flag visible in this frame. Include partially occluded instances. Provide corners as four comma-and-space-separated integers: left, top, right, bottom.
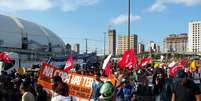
0, 52, 11, 64
117, 49, 138, 69
179, 59, 188, 66
169, 64, 184, 77
63, 55, 74, 73
139, 57, 152, 68
102, 54, 112, 77
117, 51, 129, 68
104, 62, 111, 77
169, 64, 177, 77
0, 53, 4, 60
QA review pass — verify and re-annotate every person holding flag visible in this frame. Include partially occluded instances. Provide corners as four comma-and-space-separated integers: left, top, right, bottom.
63, 55, 74, 73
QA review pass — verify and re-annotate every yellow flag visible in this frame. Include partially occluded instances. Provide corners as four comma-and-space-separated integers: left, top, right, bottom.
190, 60, 196, 71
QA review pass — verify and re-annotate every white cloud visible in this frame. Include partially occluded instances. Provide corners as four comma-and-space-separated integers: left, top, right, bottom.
0, 0, 99, 12
148, 1, 166, 12
111, 14, 141, 25
148, 0, 201, 12
60, 0, 99, 12
0, 0, 52, 12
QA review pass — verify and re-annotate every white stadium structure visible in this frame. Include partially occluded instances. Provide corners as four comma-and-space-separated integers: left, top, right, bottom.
0, 14, 65, 61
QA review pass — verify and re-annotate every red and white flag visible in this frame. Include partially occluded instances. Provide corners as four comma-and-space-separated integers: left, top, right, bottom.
0, 52, 11, 64
139, 57, 152, 67
169, 60, 187, 77
179, 59, 188, 66
117, 49, 138, 69
63, 55, 74, 73
169, 64, 184, 77
102, 54, 112, 77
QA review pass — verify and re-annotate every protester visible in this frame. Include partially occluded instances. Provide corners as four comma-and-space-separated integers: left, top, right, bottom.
192, 68, 201, 89
116, 69, 126, 86
51, 76, 76, 101
171, 70, 200, 101
50, 82, 76, 101
0, 72, 8, 101
115, 78, 127, 101
153, 68, 166, 101
99, 81, 115, 101
136, 76, 154, 101
51, 76, 68, 96
2, 50, 201, 101
122, 78, 133, 101
20, 81, 36, 101
160, 76, 173, 101
35, 84, 47, 101
90, 74, 104, 101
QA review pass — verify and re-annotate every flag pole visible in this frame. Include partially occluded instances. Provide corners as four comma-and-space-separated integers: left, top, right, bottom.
128, 0, 131, 50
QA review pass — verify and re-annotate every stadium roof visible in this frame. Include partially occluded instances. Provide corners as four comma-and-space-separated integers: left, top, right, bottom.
0, 14, 65, 53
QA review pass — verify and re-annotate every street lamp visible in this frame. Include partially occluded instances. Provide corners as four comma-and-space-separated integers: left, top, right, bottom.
128, 0, 131, 50
85, 38, 88, 54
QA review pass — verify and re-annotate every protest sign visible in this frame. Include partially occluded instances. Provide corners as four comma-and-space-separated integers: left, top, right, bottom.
38, 63, 116, 100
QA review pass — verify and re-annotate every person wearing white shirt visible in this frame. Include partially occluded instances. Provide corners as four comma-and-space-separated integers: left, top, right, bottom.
51, 95, 76, 101
51, 76, 77, 101
20, 82, 36, 101
193, 69, 201, 84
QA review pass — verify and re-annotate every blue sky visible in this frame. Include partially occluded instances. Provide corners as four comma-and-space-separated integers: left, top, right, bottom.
1, 0, 201, 54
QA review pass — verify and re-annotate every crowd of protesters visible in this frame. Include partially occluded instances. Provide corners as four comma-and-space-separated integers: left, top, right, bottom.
88, 61, 201, 101
0, 60, 201, 101
0, 70, 48, 101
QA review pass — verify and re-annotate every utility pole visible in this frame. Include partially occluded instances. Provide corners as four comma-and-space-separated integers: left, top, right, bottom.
103, 32, 106, 57
85, 38, 88, 54
128, 0, 131, 50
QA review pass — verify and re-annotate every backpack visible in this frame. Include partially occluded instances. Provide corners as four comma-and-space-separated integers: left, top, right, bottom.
92, 81, 104, 99
96, 81, 104, 97
123, 85, 132, 101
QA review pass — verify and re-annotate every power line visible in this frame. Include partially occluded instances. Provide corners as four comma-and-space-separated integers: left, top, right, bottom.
61, 37, 104, 42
